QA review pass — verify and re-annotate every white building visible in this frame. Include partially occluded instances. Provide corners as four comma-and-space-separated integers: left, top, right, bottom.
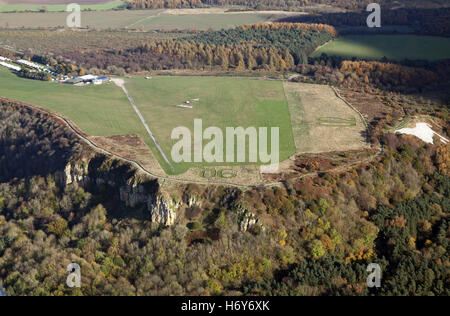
0, 56, 12, 62
17, 59, 45, 70
78, 74, 97, 81
0, 61, 21, 71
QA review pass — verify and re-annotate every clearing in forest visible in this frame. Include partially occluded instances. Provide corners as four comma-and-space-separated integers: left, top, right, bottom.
313, 35, 450, 61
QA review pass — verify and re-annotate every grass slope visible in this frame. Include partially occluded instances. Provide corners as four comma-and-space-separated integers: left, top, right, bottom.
313, 35, 450, 61
0, 67, 150, 143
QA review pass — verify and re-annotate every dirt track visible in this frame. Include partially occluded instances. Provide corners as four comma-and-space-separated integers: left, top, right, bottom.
112, 78, 175, 172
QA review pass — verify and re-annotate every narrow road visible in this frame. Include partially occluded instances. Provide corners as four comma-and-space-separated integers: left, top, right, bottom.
112, 78, 175, 172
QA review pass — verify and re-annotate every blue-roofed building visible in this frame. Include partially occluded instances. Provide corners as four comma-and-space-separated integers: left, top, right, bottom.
64, 75, 110, 85
93, 76, 110, 85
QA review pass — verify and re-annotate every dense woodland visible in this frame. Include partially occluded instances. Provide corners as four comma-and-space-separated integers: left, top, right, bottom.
39, 23, 334, 73
0, 94, 449, 295
125, 0, 449, 10
17, 68, 51, 81
246, 175, 449, 295
179, 23, 336, 64
0, 2, 449, 296
297, 58, 447, 93
0, 100, 81, 182
278, 7, 450, 36
125, 0, 373, 10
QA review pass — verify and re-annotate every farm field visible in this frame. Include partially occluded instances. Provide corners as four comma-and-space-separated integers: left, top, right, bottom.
124, 76, 297, 175
0, 30, 183, 54
0, 8, 299, 30
0, 0, 124, 12
313, 35, 450, 61
283, 82, 368, 154
0, 66, 151, 144
127, 12, 277, 31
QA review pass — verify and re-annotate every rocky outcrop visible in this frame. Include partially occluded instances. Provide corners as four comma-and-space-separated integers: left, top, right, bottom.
54, 161, 90, 187
120, 182, 181, 226
55, 156, 182, 227
187, 194, 201, 207
237, 207, 262, 232
148, 194, 181, 227
3, 101, 184, 228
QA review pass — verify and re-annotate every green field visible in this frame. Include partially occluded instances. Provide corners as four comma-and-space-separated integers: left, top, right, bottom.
0, 67, 152, 144
0, 0, 124, 12
125, 76, 296, 174
0, 66, 175, 173
0, 68, 296, 175
127, 13, 279, 31
313, 35, 450, 61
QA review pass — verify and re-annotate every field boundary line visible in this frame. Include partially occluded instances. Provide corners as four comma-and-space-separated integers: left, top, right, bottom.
331, 86, 369, 129
311, 39, 333, 56
331, 86, 372, 145
125, 11, 162, 29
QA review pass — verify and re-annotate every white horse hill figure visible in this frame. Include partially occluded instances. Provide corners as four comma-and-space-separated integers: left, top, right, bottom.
396, 122, 449, 145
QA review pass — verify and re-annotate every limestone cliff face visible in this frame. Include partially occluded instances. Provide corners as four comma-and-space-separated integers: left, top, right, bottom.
188, 195, 202, 208
54, 161, 90, 187
148, 194, 181, 226
119, 182, 181, 226
55, 155, 182, 226
237, 207, 263, 232
119, 184, 148, 208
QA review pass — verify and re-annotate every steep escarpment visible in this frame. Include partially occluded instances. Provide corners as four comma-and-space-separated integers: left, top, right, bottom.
56, 155, 182, 226
0, 98, 448, 296
0, 99, 81, 183
0, 99, 184, 226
